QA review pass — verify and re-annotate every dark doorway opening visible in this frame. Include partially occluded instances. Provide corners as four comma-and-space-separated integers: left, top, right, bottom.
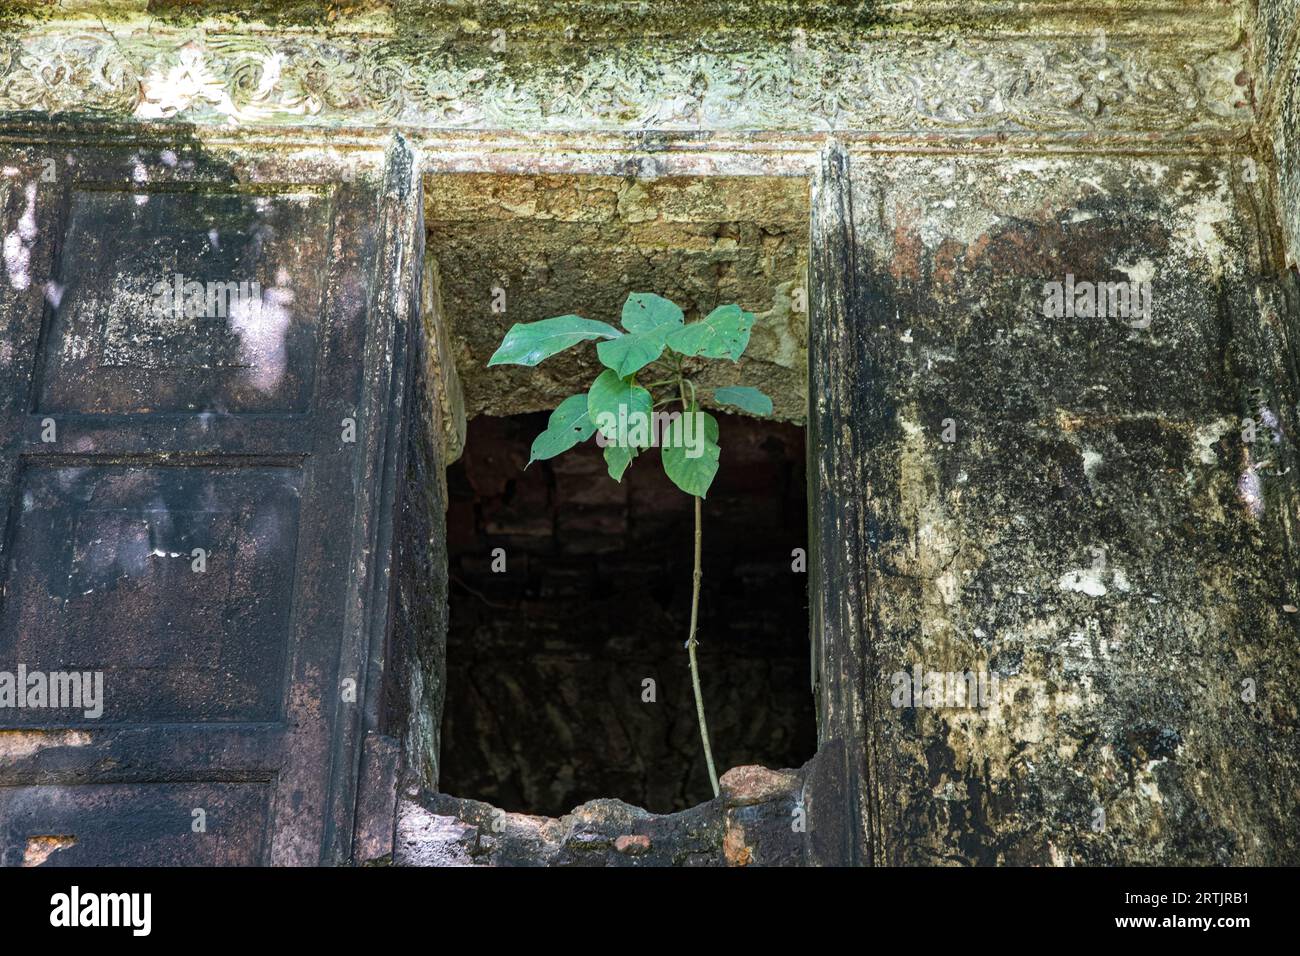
440, 410, 815, 816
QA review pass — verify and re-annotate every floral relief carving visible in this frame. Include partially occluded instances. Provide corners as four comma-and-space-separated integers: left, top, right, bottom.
0, 27, 1250, 134
2, 33, 140, 114
282, 46, 359, 114
864, 42, 1003, 127
359, 53, 413, 119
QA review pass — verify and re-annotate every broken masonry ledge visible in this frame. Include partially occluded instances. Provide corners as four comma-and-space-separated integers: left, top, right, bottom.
391, 761, 813, 867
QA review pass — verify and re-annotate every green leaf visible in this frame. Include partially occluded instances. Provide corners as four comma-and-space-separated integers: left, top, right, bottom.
528, 394, 597, 465
621, 293, 684, 341
488, 315, 621, 367
595, 293, 685, 377
604, 443, 634, 481
587, 369, 653, 446
661, 407, 720, 498
713, 385, 773, 416
597, 333, 664, 378
664, 304, 754, 361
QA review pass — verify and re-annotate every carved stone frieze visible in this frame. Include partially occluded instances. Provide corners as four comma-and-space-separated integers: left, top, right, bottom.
0, 25, 1252, 135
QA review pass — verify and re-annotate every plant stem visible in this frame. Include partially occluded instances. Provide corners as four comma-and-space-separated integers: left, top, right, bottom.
676, 370, 720, 798
687, 493, 720, 797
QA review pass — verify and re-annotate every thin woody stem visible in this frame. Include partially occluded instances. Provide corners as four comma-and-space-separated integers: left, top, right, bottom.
677, 371, 720, 797
688, 493, 719, 797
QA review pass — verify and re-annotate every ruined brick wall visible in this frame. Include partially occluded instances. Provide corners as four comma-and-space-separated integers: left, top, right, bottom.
425, 174, 810, 425
440, 412, 814, 816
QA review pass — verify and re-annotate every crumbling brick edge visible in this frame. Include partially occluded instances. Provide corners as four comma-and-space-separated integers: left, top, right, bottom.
389, 744, 852, 866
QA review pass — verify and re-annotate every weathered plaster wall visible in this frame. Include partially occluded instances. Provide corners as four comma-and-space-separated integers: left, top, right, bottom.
1266, 0, 1300, 267
833, 149, 1300, 864
389, 337, 449, 793
1257, 0, 1300, 94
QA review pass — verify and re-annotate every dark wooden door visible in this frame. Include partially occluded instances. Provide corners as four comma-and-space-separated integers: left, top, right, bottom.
0, 132, 421, 865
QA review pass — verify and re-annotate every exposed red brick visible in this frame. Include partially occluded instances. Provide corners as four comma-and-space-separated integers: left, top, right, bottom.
614, 834, 651, 854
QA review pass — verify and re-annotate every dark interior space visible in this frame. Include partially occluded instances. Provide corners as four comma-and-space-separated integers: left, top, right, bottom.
439, 411, 815, 816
